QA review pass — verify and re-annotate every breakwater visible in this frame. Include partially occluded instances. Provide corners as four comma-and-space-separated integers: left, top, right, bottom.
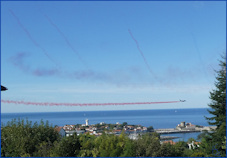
155, 126, 216, 134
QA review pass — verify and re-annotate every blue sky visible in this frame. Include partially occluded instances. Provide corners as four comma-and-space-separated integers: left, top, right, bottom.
1, 1, 226, 113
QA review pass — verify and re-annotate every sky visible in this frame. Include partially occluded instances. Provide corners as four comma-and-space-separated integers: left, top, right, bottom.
1, 1, 226, 113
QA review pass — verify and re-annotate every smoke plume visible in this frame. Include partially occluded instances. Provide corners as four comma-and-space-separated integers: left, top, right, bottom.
9, 9, 60, 68
44, 14, 88, 69
128, 29, 158, 80
1, 99, 181, 107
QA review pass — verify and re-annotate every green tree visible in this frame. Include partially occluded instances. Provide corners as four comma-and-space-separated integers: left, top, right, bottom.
34, 141, 52, 157
120, 138, 136, 157
91, 132, 136, 157
134, 132, 161, 157
198, 135, 214, 157
205, 54, 226, 156
197, 130, 209, 141
51, 133, 80, 157
1, 119, 59, 157
174, 141, 188, 157
157, 142, 177, 157
122, 122, 128, 126
78, 133, 96, 157
147, 126, 154, 132
222, 136, 226, 150
187, 138, 196, 143
95, 134, 121, 157
190, 151, 207, 157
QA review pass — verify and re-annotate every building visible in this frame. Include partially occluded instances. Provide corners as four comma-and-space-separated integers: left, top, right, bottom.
185, 123, 196, 130
86, 119, 89, 126
161, 140, 176, 145
56, 126, 85, 137
188, 141, 200, 149
176, 122, 195, 130
180, 122, 185, 127
63, 125, 74, 131
143, 127, 147, 131
55, 126, 66, 137
75, 129, 85, 135
65, 130, 76, 137
128, 133, 139, 140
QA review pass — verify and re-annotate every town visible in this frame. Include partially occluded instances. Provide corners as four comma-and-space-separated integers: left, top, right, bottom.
55, 119, 152, 138
55, 119, 216, 141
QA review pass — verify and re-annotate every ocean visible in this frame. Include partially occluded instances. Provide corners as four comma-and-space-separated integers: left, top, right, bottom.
1, 108, 212, 142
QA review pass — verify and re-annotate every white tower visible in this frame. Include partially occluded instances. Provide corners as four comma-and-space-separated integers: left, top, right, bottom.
85, 119, 89, 126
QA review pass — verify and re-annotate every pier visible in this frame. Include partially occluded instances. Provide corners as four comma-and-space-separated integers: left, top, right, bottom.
155, 126, 216, 134
160, 136, 179, 140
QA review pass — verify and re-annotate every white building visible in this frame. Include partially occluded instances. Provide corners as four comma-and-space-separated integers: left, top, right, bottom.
86, 119, 89, 126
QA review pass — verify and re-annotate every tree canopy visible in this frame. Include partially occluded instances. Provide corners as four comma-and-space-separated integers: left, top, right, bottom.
204, 54, 226, 156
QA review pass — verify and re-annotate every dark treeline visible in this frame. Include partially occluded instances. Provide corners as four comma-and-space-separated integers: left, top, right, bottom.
0, 119, 224, 157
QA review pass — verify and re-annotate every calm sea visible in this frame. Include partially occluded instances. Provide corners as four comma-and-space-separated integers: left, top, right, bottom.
1, 108, 212, 141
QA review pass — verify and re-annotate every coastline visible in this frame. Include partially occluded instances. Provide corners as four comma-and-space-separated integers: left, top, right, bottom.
1, 108, 213, 142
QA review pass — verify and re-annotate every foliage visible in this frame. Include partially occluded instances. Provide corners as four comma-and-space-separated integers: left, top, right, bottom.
204, 54, 226, 157
222, 136, 226, 150
92, 131, 135, 157
197, 130, 209, 141
78, 133, 96, 157
51, 133, 80, 157
174, 141, 188, 156
158, 142, 177, 157
3, 117, 225, 157
122, 122, 128, 126
190, 151, 206, 157
147, 126, 154, 132
187, 137, 196, 143
1, 118, 60, 157
134, 132, 161, 157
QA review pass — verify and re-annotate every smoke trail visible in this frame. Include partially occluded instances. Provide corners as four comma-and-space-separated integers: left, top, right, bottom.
10, 52, 30, 73
190, 32, 210, 83
9, 9, 60, 68
128, 29, 158, 80
10, 52, 60, 77
10, 52, 113, 81
1, 100, 181, 107
33, 69, 59, 76
44, 14, 88, 69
